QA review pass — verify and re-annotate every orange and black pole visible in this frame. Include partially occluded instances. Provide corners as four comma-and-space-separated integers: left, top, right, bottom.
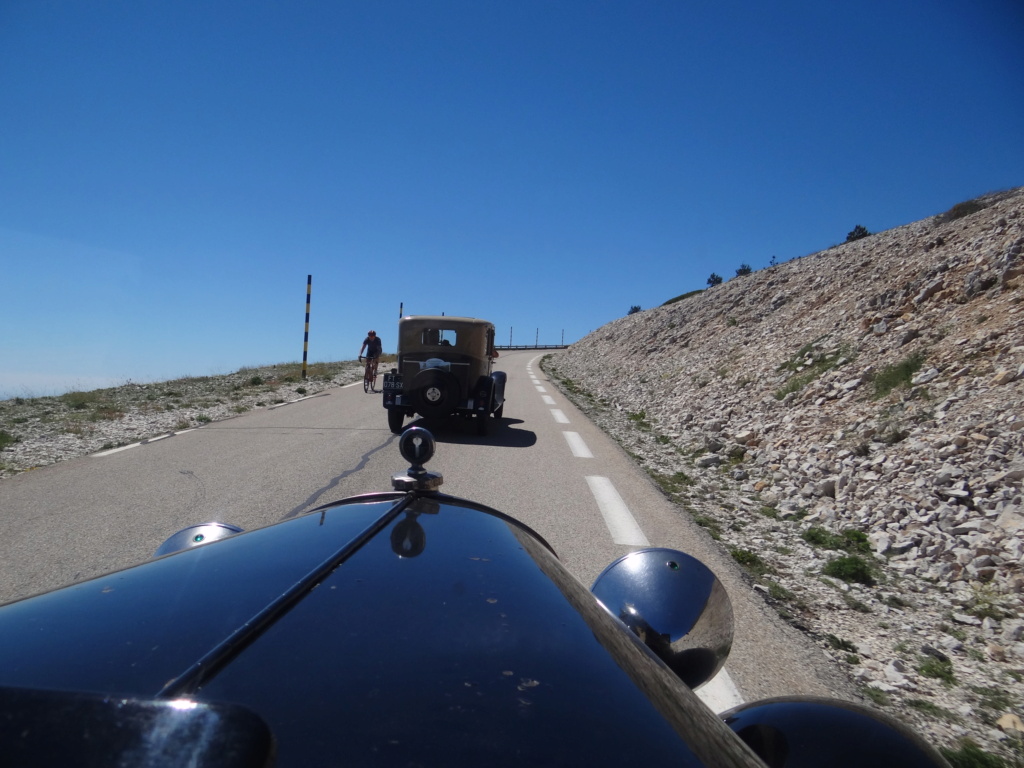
301, 275, 311, 380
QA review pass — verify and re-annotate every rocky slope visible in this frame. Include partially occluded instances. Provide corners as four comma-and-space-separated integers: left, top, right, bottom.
544, 188, 1024, 760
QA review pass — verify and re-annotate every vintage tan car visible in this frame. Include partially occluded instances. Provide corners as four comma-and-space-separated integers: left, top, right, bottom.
382, 316, 507, 435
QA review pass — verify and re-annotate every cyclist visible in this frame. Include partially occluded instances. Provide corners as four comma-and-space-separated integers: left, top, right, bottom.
359, 330, 383, 391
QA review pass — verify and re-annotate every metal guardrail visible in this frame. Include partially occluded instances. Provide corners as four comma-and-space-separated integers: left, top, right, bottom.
495, 345, 568, 350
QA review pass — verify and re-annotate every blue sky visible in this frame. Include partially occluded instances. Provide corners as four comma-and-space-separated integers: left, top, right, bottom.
2, 0, 1022, 397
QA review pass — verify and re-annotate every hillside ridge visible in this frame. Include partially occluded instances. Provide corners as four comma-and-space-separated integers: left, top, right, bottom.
546, 187, 1024, 758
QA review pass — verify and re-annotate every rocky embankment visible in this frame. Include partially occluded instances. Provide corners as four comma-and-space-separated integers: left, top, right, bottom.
545, 189, 1024, 760
0, 361, 364, 480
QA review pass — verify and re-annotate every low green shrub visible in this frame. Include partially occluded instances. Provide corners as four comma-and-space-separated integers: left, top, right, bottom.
61, 391, 98, 410
826, 635, 857, 652
873, 353, 925, 398
691, 513, 722, 539
662, 288, 704, 305
766, 581, 794, 601
731, 548, 773, 578
774, 343, 853, 400
907, 699, 961, 722
937, 198, 987, 224
628, 411, 652, 430
919, 656, 956, 686
802, 527, 869, 553
940, 740, 1006, 768
823, 555, 875, 585
863, 686, 889, 706
969, 685, 1015, 713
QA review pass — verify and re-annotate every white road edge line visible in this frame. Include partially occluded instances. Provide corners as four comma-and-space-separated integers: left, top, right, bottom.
562, 431, 594, 458
584, 476, 649, 546
269, 392, 329, 408
696, 668, 745, 714
581, 475, 744, 708
541, 395, 556, 405
534, 385, 546, 392
92, 443, 139, 457
92, 428, 196, 457
550, 409, 570, 424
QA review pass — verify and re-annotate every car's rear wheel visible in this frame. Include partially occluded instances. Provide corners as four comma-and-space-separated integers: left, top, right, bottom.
475, 413, 489, 436
387, 409, 404, 434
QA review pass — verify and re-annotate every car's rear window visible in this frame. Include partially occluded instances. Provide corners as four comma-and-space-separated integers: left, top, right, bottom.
420, 328, 458, 348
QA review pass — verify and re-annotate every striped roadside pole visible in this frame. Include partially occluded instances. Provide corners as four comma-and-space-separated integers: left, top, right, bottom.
301, 275, 311, 380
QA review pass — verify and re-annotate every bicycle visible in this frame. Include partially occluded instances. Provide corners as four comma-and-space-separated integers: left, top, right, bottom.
360, 356, 379, 393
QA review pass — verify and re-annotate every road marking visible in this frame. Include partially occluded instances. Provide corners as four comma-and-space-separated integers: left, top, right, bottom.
527, 354, 744, 712
269, 392, 329, 408
585, 476, 649, 546
562, 431, 594, 458
534, 385, 546, 392
92, 428, 196, 457
92, 443, 139, 457
696, 668, 745, 713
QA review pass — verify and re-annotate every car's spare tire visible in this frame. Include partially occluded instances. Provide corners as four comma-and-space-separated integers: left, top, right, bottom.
411, 368, 460, 418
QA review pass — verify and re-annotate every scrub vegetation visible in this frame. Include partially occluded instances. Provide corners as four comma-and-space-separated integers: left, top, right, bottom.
0, 359, 370, 477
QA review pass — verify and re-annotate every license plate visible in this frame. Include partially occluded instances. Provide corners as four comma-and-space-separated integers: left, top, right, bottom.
382, 374, 403, 391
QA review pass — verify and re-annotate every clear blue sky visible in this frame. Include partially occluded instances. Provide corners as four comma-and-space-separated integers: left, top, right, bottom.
2, 0, 1022, 398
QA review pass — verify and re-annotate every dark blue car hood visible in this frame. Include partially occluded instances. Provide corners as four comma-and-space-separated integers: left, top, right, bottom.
0, 493, 759, 767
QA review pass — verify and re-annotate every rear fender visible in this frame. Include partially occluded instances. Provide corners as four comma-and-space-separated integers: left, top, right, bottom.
490, 371, 507, 408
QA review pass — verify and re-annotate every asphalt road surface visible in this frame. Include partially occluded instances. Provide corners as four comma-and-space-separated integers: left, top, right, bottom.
0, 350, 853, 708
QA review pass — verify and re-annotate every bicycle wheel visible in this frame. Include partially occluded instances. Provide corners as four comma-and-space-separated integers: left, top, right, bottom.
363, 368, 371, 393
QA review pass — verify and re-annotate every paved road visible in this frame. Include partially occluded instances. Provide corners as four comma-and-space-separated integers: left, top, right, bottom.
0, 350, 852, 707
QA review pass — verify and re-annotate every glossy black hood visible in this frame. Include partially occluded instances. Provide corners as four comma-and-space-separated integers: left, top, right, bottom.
0, 493, 761, 768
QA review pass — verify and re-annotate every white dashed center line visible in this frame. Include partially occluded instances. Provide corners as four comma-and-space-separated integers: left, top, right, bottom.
550, 409, 570, 424
541, 395, 556, 405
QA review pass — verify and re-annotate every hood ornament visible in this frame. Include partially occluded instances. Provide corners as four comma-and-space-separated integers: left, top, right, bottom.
392, 427, 444, 493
